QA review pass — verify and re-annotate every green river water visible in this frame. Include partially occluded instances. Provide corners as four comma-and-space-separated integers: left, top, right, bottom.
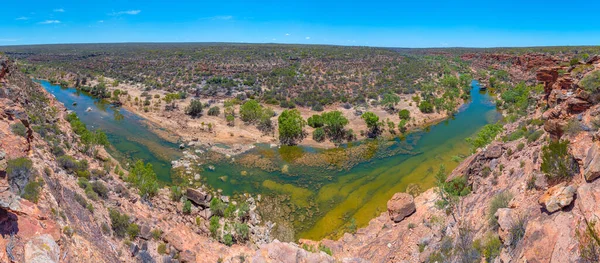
41, 79, 499, 240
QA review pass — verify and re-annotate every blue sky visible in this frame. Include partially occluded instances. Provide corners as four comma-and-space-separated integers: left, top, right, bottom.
2, 0, 600, 47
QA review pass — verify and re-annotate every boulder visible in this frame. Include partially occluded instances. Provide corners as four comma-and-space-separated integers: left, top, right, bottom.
538, 183, 577, 213
386, 193, 416, 223
544, 119, 565, 139
185, 188, 211, 207
24, 234, 60, 263
139, 224, 152, 240
566, 97, 591, 113
484, 144, 503, 159
584, 143, 600, 182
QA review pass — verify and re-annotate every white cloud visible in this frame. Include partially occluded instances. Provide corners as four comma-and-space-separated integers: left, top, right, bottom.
285, 33, 290, 36
53, 8, 65, 12
305, 37, 310, 40
39, 20, 61, 24
109, 10, 141, 16
212, 15, 232, 20
98, 20, 104, 23
16, 16, 29, 20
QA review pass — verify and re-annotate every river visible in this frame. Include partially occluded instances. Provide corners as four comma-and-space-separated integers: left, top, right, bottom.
40, 79, 500, 240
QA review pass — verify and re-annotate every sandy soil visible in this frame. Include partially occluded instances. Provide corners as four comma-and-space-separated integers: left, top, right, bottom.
101, 78, 453, 154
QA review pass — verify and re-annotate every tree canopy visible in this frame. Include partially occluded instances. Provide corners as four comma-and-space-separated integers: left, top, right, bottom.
278, 109, 306, 145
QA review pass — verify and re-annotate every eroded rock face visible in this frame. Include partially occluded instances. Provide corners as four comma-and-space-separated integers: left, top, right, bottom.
24, 234, 60, 263
252, 240, 334, 263
387, 193, 416, 223
584, 143, 600, 182
538, 183, 577, 213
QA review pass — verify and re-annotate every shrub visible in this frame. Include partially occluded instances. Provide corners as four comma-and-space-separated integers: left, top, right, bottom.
223, 233, 234, 246
240, 100, 262, 123
109, 209, 130, 238
207, 106, 220, 116
517, 142, 525, 151
418, 101, 434, 113
307, 114, 324, 128
526, 130, 544, 143
127, 223, 140, 239
444, 176, 471, 197
564, 118, 583, 136
509, 215, 527, 249
10, 122, 27, 137
398, 109, 410, 120
151, 229, 162, 240
22, 179, 43, 203
91, 181, 109, 199
170, 186, 183, 201
183, 199, 192, 214
6, 157, 34, 193
488, 191, 513, 229
74, 192, 88, 208
361, 111, 382, 138
474, 233, 502, 262
126, 160, 159, 198
234, 223, 249, 242
580, 70, 600, 93
157, 243, 167, 254
541, 140, 578, 184
210, 198, 226, 217
576, 220, 600, 262
185, 99, 203, 117
466, 124, 503, 152
319, 244, 333, 256
237, 202, 250, 219
312, 127, 325, 142
224, 204, 236, 218
209, 216, 220, 238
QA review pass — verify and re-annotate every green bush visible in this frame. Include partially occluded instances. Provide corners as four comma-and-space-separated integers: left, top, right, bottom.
185, 99, 203, 117
126, 160, 159, 198
74, 192, 88, 208
66, 112, 109, 146
109, 209, 130, 238
183, 199, 192, 214
223, 233, 234, 246
91, 181, 109, 199
170, 186, 183, 201
207, 106, 220, 116
10, 122, 27, 137
209, 216, 220, 238
157, 243, 167, 254
526, 130, 544, 143
210, 198, 226, 217
474, 233, 502, 262
580, 71, 600, 93
466, 124, 503, 152
127, 223, 140, 239
509, 216, 527, 249
488, 191, 513, 229
7, 157, 34, 193
418, 101, 434, 113
307, 114, 324, 128
278, 109, 306, 145
444, 176, 471, 197
319, 243, 333, 256
224, 204, 236, 218
240, 100, 263, 123
234, 223, 249, 242
541, 140, 578, 184
398, 109, 410, 120
312, 127, 325, 142
22, 179, 43, 203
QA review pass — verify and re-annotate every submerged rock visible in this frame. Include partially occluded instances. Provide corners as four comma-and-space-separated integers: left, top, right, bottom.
386, 193, 416, 223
